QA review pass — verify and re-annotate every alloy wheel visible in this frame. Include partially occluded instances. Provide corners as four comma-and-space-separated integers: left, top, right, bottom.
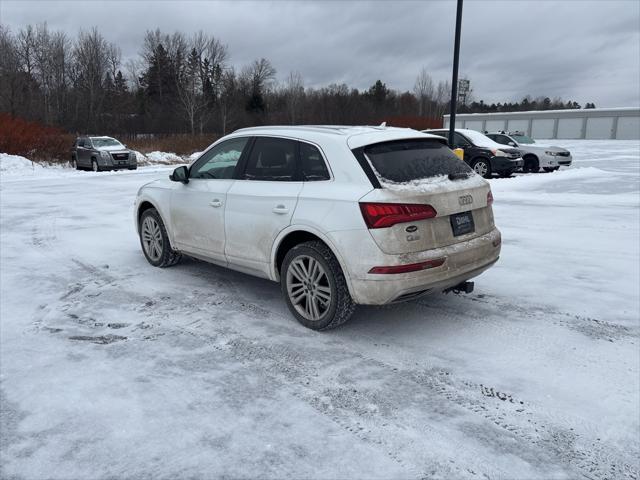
473, 161, 488, 177
141, 216, 163, 262
286, 255, 332, 321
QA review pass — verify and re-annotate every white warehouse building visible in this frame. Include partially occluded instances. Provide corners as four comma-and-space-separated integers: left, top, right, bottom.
443, 107, 640, 140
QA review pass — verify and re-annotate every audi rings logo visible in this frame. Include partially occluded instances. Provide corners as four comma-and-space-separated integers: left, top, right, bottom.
458, 195, 473, 206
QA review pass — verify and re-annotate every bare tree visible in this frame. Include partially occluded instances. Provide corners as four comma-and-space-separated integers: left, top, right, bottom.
48, 31, 71, 124
245, 58, 276, 95
0, 25, 23, 117
413, 67, 434, 116
283, 71, 304, 124
124, 58, 143, 90
106, 43, 121, 81
219, 68, 237, 135
73, 27, 109, 127
433, 79, 451, 120
176, 47, 203, 134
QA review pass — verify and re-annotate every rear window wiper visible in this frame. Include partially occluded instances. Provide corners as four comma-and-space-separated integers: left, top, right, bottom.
449, 172, 471, 181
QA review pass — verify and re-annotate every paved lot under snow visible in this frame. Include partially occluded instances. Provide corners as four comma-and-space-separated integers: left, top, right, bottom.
1, 140, 638, 479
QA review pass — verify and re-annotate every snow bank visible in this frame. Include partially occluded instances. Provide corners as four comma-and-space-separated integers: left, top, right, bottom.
188, 151, 204, 162
490, 166, 605, 192
137, 151, 185, 166
0, 153, 68, 177
0, 153, 42, 174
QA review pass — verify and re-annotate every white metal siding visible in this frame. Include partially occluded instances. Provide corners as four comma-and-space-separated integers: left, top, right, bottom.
507, 119, 529, 134
557, 118, 583, 139
617, 117, 640, 140
485, 120, 506, 132
465, 120, 483, 132
443, 119, 464, 128
532, 119, 555, 139
585, 117, 614, 139
443, 107, 639, 139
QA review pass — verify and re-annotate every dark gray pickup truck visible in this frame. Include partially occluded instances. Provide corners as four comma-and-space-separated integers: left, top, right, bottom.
72, 136, 137, 171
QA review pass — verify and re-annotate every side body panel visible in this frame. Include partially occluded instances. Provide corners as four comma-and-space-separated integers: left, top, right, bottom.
170, 179, 235, 263
225, 180, 303, 278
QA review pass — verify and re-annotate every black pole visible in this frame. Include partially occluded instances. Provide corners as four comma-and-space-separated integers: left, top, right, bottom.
449, 0, 463, 146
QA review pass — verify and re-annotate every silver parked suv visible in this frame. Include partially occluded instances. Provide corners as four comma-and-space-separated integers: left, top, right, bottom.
72, 136, 137, 171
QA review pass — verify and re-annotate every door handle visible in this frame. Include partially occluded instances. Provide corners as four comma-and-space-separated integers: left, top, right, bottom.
209, 199, 223, 208
272, 205, 289, 214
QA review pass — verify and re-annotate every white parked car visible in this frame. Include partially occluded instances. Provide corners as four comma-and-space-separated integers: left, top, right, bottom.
135, 126, 501, 330
485, 131, 572, 173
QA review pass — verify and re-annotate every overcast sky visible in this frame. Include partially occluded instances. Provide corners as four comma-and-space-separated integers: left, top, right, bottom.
1, 0, 639, 107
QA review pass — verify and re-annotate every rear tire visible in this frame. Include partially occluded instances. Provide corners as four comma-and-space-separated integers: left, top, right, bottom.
138, 208, 182, 268
472, 158, 492, 178
281, 241, 355, 330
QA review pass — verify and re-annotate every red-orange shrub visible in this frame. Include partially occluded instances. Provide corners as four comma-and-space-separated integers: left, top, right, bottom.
0, 114, 74, 163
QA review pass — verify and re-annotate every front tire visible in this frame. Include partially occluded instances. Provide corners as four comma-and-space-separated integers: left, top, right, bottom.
91, 159, 100, 172
472, 158, 492, 178
139, 208, 181, 268
523, 156, 539, 173
281, 241, 355, 330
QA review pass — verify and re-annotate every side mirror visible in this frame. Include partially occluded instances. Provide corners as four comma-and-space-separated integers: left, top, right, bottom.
170, 165, 189, 184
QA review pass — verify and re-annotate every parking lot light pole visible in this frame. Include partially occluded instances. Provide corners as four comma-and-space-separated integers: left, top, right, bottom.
448, 0, 464, 147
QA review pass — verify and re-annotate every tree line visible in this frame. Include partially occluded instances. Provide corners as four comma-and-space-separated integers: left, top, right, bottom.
0, 23, 595, 138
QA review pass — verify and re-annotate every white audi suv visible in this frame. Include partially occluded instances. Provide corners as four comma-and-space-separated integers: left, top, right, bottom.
135, 126, 501, 330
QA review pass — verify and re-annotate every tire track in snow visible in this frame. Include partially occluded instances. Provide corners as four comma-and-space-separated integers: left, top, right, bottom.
34, 257, 639, 480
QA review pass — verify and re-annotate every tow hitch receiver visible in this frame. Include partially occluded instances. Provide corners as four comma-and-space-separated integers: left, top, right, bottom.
444, 281, 474, 294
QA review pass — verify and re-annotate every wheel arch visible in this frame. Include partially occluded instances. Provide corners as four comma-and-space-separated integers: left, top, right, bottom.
137, 200, 157, 228
471, 155, 491, 164
270, 226, 356, 297
135, 198, 173, 242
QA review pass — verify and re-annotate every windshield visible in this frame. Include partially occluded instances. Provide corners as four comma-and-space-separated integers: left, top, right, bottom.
459, 129, 504, 149
91, 138, 123, 148
511, 134, 535, 144
363, 139, 473, 183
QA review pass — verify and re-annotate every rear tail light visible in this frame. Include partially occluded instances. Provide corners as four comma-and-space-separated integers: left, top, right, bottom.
369, 258, 446, 274
359, 202, 437, 229
487, 191, 494, 206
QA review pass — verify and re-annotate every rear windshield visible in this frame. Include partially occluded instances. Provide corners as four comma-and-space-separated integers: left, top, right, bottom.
363, 139, 472, 183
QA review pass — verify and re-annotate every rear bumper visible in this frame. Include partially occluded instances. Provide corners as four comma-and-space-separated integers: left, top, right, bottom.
330, 227, 501, 305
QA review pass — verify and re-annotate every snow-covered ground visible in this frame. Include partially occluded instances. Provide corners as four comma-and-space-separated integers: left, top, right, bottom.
1, 140, 638, 479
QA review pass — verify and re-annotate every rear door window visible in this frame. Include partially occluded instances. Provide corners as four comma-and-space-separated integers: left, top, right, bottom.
363, 139, 472, 183
243, 137, 297, 181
